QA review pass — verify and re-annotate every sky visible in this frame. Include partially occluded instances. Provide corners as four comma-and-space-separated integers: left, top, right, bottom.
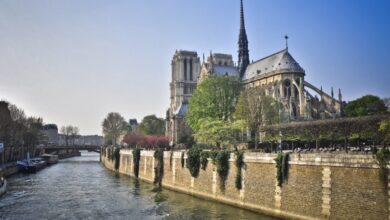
0, 0, 389, 135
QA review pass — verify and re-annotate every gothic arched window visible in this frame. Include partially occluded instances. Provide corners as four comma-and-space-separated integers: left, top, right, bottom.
183, 58, 187, 80
284, 79, 291, 98
189, 59, 193, 81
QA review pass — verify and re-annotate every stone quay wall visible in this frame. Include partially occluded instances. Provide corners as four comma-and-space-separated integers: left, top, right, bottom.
101, 149, 389, 220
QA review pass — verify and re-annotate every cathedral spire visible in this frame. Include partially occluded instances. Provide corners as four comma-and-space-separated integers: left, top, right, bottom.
238, 0, 250, 79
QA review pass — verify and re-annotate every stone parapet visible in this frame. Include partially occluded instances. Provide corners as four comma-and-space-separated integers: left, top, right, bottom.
102, 150, 388, 220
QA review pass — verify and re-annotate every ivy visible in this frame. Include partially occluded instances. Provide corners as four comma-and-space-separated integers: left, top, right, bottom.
107, 148, 112, 161
235, 151, 245, 190
114, 147, 120, 170
209, 150, 219, 165
216, 150, 230, 191
169, 150, 173, 169
375, 148, 390, 185
375, 148, 390, 169
187, 146, 201, 178
275, 153, 289, 187
153, 148, 164, 187
200, 151, 209, 170
132, 148, 141, 178
181, 151, 185, 168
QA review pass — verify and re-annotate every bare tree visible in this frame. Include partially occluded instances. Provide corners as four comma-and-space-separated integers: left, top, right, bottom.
102, 112, 128, 147
235, 87, 281, 149
60, 125, 79, 146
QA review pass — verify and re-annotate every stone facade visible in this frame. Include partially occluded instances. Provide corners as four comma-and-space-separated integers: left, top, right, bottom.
198, 53, 239, 82
166, 50, 200, 144
165, 0, 344, 144
102, 151, 390, 220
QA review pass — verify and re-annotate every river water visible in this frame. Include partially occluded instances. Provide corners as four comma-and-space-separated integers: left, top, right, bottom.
0, 152, 278, 220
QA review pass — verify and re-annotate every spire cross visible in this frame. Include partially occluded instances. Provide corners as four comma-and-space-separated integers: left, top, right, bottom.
285, 35, 289, 49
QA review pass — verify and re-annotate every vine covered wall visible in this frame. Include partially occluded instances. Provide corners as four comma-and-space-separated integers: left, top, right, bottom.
102, 150, 390, 220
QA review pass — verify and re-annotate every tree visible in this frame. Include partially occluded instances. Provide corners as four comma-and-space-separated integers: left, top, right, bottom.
379, 118, 390, 147
234, 87, 281, 149
23, 117, 44, 157
194, 118, 243, 148
187, 76, 241, 133
345, 95, 387, 117
102, 112, 128, 146
139, 115, 165, 135
8, 104, 27, 160
60, 125, 79, 146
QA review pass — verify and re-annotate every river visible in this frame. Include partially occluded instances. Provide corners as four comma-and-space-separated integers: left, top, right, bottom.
0, 152, 278, 220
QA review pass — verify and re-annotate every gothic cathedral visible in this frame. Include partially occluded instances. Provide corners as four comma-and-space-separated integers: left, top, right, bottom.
166, 0, 343, 145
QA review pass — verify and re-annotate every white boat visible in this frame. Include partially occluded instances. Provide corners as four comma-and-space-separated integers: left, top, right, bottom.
41, 154, 59, 165
0, 177, 6, 197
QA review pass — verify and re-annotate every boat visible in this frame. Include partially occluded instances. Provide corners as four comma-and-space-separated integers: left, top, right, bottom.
0, 177, 6, 197
16, 153, 47, 173
40, 154, 58, 165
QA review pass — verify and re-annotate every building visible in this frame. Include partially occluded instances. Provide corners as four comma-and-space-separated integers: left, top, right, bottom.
58, 134, 103, 146
129, 119, 138, 132
165, 50, 200, 145
42, 124, 59, 146
198, 53, 239, 82
166, 0, 343, 145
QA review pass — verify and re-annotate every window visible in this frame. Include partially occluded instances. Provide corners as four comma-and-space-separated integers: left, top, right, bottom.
284, 79, 291, 98
183, 58, 187, 80
189, 59, 193, 81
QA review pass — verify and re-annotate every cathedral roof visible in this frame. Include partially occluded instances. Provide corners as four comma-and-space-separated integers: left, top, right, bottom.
211, 65, 239, 77
243, 49, 304, 81
174, 103, 188, 117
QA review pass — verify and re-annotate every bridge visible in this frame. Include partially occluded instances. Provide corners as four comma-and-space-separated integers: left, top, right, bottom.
43, 145, 102, 154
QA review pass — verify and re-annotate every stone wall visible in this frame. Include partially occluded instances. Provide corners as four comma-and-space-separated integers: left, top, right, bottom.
101, 150, 389, 220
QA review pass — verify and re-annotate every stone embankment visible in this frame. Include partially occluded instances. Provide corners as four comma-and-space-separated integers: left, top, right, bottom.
101, 149, 389, 220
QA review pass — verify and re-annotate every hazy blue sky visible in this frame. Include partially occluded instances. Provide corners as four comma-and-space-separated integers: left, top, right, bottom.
0, 0, 389, 135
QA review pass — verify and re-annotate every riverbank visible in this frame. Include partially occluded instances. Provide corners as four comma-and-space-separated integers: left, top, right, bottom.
1, 152, 274, 220
0, 151, 81, 178
101, 149, 389, 220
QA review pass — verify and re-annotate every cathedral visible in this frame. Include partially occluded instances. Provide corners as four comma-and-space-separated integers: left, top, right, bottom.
166, 0, 343, 145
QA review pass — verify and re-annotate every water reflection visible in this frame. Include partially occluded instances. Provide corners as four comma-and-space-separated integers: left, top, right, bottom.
0, 152, 278, 220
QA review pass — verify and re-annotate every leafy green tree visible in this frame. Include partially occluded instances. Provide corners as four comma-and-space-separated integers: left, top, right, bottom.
102, 112, 128, 146
379, 118, 390, 147
345, 95, 387, 117
194, 118, 243, 148
139, 115, 165, 135
187, 76, 241, 133
234, 87, 281, 149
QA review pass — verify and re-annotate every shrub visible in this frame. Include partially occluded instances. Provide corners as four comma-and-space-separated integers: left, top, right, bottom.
132, 148, 141, 178
169, 150, 173, 169
200, 151, 209, 170
114, 147, 120, 170
187, 146, 201, 178
275, 153, 289, 187
375, 148, 390, 169
153, 148, 164, 186
181, 151, 185, 168
209, 150, 219, 165
216, 150, 230, 191
235, 151, 245, 190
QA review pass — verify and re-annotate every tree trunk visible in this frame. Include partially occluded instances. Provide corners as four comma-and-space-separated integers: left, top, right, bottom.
315, 139, 319, 151
344, 137, 348, 153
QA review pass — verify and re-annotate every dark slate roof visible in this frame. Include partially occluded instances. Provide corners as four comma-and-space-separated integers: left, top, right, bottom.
212, 65, 239, 77
174, 103, 188, 117
243, 49, 304, 81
